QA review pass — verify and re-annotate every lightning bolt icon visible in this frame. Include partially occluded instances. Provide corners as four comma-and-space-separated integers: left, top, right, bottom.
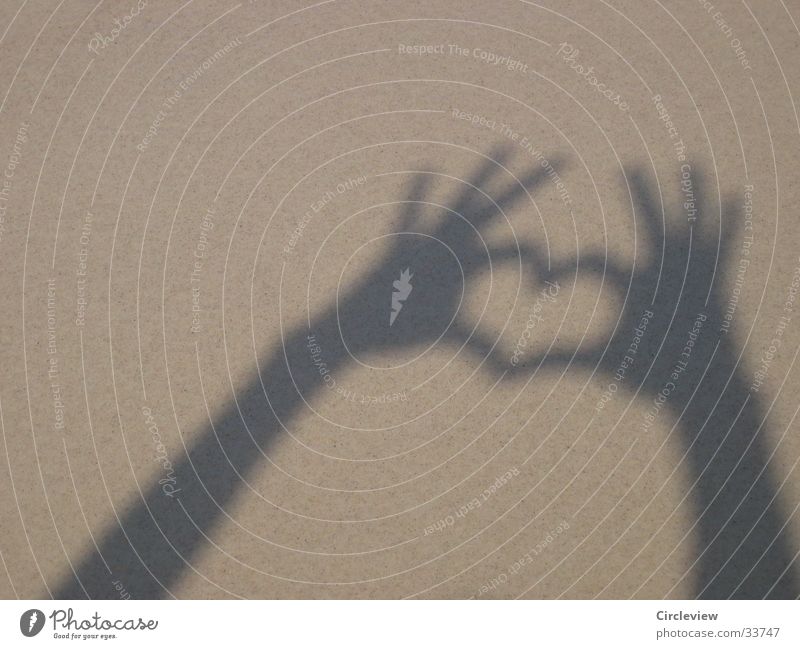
28, 612, 37, 632
390, 268, 413, 326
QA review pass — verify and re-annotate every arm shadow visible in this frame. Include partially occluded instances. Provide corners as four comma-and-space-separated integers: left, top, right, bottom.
54, 156, 798, 599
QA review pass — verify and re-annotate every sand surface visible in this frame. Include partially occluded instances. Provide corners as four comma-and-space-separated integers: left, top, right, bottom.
1, 0, 799, 599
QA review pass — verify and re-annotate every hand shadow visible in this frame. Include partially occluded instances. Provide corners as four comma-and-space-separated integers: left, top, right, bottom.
514, 167, 799, 598
54, 146, 561, 598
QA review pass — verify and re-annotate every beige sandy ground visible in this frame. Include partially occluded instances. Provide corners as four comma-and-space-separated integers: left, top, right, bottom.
1, 0, 799, 599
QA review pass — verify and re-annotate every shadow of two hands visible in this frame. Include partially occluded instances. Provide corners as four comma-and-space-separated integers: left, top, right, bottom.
54, 148, 798, 599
